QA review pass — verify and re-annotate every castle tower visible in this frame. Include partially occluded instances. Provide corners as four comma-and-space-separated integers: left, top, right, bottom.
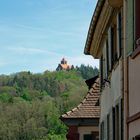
61, 58, 67, 64
56, 58, 73, 71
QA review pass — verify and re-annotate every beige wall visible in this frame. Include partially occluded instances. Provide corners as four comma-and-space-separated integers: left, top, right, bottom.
78, 126, 98, 140
129, 55, 140, 116
111, 61, 122, 101
100, 86, 112, 120
100, 60, 122, 121
128, 55, 140, 139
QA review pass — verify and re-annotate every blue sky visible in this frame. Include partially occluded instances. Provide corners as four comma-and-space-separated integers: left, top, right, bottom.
0, 0, 98, 74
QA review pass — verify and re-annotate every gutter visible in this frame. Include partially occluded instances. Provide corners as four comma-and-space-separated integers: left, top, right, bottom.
123, 1, 129, 139
84, 0, 105, 55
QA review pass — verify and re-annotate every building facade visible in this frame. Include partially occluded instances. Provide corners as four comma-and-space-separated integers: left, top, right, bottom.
125, 0, 140, 139
84, 0, 140, 140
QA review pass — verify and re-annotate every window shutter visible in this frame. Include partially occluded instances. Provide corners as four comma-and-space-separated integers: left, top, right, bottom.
120, 99, 123, 140
106, 40, 109, 77
111, 27, 114, 66
109, 109, 115, 140
112, 107, 115, 140
103, 43, 107, 79
104, 118, 107, 140
135, 0, 140, 48
109, 113, 113, 140
115, 105, 120, 140
108, 28, 112, 71
100, 122, 104, 140
103, 47, 106, 80
107, 114, 110, 140
100, 56, 103, 91
117, 12, 122, 58
126, 0, 134, 56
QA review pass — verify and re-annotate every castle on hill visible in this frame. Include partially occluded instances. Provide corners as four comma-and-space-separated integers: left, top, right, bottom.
56, 58, 74, 71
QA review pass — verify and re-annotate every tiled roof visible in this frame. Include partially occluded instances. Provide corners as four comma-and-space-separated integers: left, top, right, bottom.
60, 64, 71, 69
61, 78, 100, 119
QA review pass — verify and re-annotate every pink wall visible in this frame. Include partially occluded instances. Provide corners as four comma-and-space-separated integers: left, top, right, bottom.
128, 54, 140, 138
129, 118, 140, 138
66, 126, 79, 140
129, 55, 140, 116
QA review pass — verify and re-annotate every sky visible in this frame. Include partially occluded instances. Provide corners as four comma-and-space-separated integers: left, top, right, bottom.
0, 0, 98, 74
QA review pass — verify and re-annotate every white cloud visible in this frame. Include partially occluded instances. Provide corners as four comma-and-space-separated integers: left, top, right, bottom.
7, 46, 62, 56
8, 47, 45, 54
67, 55, 99, 68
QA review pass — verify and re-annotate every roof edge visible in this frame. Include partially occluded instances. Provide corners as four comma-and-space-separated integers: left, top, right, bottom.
85, 75, 99, 89
60, 78, 100, 120
84, 0, 105, 56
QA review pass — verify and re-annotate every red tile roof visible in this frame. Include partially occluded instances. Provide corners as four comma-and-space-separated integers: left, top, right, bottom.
60, 64, 71, 70
61, 78, 100, 119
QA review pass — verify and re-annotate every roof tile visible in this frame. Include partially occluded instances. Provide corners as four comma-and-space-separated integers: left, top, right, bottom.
61, 78, 100, 119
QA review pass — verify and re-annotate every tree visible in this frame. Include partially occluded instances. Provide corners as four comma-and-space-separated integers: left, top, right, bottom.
76, 64, 99, 79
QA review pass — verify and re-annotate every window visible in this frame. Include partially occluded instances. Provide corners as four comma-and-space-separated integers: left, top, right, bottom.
117, 11, 122, 58
111, 26, 117, 63
100, 121, 104, 140
102, 25, 117, 80
100, 11, 123, 90
120, 99, 123, 140
84, 134, 93, 140
131, 0, 140, 58
100, 41, 110, 90
108, 27, 112, 72
100, 102, 123, 140
107, 114, 110, 140
108, 11, 122, 69
127, 0, 140, 58
134, 0, 140, 49
111, 24, 118, 65
84, 133, 99, 140
112, 107, 115, 140
113, 101, 123, 140
92, 132, 99, 140
135, 135, 140, 140
115, 105, 119, 140
105, 40, 109, 78
126, 0, 134, 56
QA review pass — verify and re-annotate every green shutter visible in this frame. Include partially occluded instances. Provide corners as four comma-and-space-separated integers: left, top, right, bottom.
126, 0, 134, 56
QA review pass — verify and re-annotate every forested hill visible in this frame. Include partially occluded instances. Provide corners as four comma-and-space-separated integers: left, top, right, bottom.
0, 65, 98, 140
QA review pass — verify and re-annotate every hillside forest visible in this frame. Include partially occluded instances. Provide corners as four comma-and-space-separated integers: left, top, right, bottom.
0, 64, 98, 140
